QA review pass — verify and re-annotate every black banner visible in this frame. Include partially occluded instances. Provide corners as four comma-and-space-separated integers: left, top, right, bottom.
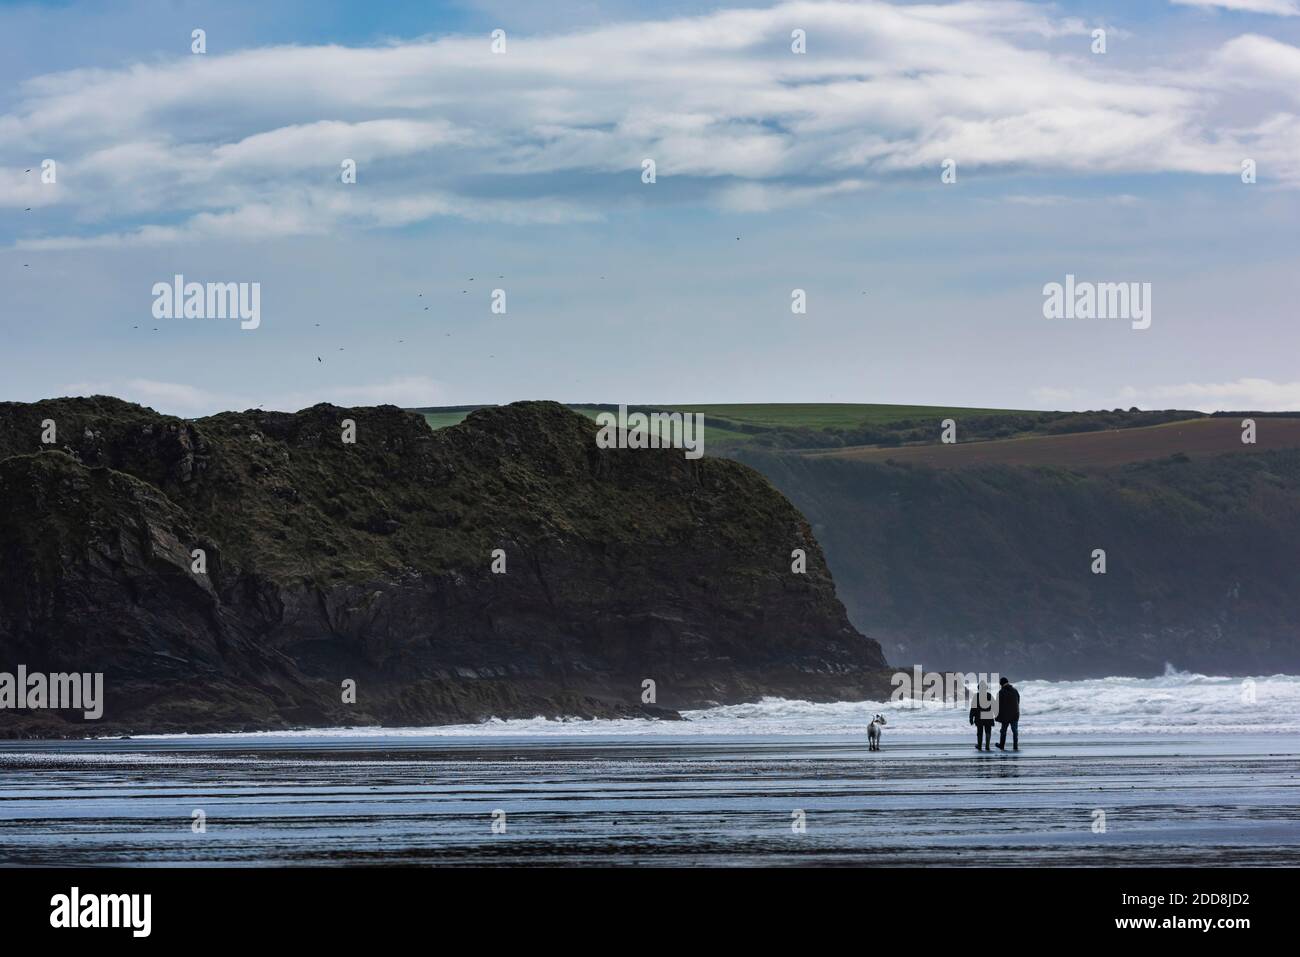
0, 867, 1281, 944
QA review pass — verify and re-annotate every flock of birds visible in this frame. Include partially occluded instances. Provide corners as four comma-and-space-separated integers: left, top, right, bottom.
313, 276, 509, 364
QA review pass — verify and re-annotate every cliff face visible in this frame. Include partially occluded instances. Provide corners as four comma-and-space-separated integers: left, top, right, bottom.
733, 448, 1300, 679
0, 398, 887, 736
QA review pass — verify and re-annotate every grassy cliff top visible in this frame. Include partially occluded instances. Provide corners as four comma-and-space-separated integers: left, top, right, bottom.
0, 397, 826, 585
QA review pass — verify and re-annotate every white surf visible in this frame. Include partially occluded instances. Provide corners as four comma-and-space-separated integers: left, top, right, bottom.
128, 667, 1300, 739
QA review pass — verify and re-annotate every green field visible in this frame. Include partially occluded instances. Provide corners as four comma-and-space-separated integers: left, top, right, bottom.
412, 405, 759, 446
413, 406, 623, 432
412, 403, 1024, 446
408, 402, 1211, 454
657, 403, 1033, 430
417, 410, 475, 430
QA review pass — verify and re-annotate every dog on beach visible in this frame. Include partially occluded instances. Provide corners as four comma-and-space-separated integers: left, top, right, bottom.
867, 713, 887, 750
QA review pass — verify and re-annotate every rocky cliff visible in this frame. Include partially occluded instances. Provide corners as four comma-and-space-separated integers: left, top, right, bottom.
0, 398, 888, 736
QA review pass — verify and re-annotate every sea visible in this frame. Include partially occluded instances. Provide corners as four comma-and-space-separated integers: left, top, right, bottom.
2, 669, 1298, 865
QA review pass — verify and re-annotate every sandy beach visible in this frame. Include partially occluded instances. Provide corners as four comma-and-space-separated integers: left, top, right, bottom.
2, 732, 1297, 866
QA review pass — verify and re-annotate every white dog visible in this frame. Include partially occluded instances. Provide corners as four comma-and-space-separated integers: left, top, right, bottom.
867, 713, 887, 751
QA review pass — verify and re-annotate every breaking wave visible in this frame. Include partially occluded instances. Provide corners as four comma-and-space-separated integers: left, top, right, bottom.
130, 669, 1300, 739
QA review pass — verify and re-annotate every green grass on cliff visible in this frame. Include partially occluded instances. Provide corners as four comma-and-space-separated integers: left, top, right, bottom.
414, 405, 762, 447
410, 403, 1206, 453
0, 397, 829, 587
414, 403, 1021, 433
649, 403, 1030, 430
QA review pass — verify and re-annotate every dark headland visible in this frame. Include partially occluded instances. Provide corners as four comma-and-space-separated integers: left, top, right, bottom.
0, 398, 891, 737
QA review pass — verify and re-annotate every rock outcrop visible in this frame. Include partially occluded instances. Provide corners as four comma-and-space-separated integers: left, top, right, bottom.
0, 398, 888, 736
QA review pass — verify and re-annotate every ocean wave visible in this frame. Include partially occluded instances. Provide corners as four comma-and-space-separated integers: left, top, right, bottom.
125, 670, 1300, 739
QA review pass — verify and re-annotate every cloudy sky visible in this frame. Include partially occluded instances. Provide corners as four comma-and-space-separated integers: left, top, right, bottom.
3, 0, 1300, 415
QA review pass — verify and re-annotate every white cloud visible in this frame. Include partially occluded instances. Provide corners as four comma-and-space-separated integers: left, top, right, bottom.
61, 379, 224, 415
1031, 386, 1084, 404
1171, 1, 1300, 16
998, 193, 1141, 206
320, 376, 448, 408
59, 376, 448, 416
7, 1, 1300, 245
16, 191, 598, 250
1118, 378, 1300, 411
715, 177, 869, 212
1210, 33, 1300, 95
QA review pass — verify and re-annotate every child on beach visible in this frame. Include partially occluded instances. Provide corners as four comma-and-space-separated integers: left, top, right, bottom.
970, 680, 996, 751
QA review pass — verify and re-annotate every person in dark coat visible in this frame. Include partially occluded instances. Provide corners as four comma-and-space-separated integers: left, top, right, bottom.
969, 680, 996, 751
996, 676, 1020, 751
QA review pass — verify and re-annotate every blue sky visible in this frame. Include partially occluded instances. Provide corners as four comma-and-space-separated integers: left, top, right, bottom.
3, 0, 1300, 414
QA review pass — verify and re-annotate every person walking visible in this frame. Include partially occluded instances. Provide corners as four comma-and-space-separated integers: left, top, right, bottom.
969, 680, 996, 751
995, 676, 1020, 751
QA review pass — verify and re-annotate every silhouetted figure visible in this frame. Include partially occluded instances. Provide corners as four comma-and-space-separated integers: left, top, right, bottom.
969, 680, 995, 751
995, 676, 1020, 751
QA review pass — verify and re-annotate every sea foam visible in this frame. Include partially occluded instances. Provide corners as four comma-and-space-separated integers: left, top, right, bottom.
122, 668, 1300, 740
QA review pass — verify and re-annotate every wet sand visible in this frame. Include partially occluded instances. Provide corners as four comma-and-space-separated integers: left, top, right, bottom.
1, 734, 1298, 866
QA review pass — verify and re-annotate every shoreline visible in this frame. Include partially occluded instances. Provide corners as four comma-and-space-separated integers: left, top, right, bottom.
4, 669, 1299, 741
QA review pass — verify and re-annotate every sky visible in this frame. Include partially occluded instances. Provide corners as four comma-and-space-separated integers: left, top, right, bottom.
3, 0, 1300, 416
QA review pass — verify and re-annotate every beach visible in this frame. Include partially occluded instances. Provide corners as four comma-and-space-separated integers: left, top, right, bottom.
4, 672, 1298, 866
2, 732, 1297, 866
